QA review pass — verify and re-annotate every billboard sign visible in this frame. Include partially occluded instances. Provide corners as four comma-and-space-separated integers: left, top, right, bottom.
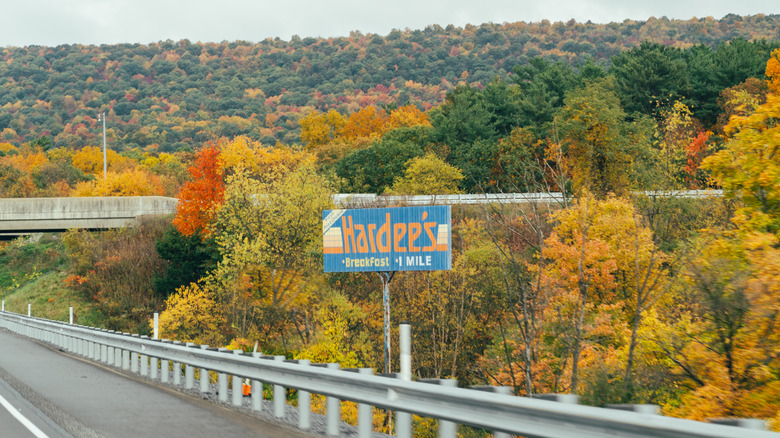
323, 206, 451, 272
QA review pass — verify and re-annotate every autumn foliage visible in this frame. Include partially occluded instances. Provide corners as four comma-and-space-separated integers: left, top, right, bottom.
0, 23, 775, 431
172, 144, 224, 236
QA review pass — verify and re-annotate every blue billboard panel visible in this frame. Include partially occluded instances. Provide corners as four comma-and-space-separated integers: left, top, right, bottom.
323, 206, 451, 272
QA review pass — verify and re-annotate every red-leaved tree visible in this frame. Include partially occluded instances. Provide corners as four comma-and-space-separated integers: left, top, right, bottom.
173, 144, 224, 236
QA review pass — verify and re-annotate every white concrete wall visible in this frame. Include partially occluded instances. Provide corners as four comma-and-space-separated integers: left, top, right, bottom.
0, 196, 178, 231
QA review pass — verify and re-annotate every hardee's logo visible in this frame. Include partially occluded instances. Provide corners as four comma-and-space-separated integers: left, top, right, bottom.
323, 210, 448, 255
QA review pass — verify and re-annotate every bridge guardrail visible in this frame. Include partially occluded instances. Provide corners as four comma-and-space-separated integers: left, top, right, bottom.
0, 309, 773, 438
332, 190, 724, 207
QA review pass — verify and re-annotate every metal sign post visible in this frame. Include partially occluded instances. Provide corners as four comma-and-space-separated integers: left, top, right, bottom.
379, 271, 395, 374
97, 112, 107, 179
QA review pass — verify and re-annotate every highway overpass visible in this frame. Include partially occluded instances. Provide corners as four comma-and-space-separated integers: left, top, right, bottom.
0, 196, 178, 239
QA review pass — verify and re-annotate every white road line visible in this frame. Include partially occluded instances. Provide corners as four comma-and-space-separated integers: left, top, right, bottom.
0, 392, 50, 438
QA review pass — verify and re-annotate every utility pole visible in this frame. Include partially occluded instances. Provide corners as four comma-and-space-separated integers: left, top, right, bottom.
97, 112, 107, 179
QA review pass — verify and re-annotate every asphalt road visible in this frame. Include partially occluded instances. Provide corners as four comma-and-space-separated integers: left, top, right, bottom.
0, 376, 70, 438
0, 328, 311, 438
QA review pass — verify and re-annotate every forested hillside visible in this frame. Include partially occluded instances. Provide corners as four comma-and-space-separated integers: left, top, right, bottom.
1, 14, 779, 150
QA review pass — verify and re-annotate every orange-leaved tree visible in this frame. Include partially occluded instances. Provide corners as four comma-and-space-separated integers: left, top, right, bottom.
172, 144, 224, 236
540, 193, 669, 399
766, 48, 780, 94
387, 104, 431, 129
541, 194, 618, 394
338, 106, 391, 140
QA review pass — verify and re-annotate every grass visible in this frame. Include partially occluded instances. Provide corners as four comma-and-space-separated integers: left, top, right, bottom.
1, 270, 104, 326
0, 235, 105, 327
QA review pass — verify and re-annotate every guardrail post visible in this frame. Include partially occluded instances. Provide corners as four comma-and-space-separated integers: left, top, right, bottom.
101, 341, 108, 363
320, 362, 341, 436
184, 343, 196, 389
709, 418, 768, 430
140, 338, 149, 376
397, 322, 412, 438
470, 386, 513, 438
357, 368, 374, 437
217, 348, 230, 403
114, 343, 122, 367
160, 341, 170, 384
606, 404, 659, 415
200, 365, 210, 393
250, 353, 264, 412
231, 351, 244, 407
107, 337, 115, 366
172, 342, 183, 386
122, 347, 130, 370
130, 336, 140, 374
273, 355, 286, 419
217, 373, 228, 403
421, 379, 457, 438
150, 353, 159, 380
199, 345, 210, 394
535, 393, 580, 404
297, 360, 312, 430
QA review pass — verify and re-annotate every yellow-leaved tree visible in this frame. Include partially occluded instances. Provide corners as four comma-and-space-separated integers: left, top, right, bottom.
157, 282, 227, 346
206, 162, 335, 349
538, 193, 669, 401
72, 168, 166, 196
657, 235, 779, 425
386, 152, 464, 195
299, 109, 346, 148
672, 50, 780, 428
71, 146, 136, 176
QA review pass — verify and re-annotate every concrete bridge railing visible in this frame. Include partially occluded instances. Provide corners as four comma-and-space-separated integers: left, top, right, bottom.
0, 196, 178, 235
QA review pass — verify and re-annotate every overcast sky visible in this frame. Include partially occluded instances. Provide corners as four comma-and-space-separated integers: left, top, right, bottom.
2, 0, 779, 47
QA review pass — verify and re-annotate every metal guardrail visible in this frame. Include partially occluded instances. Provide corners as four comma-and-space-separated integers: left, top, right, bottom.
332, 190, 724, 207
0, 309, 773, 438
